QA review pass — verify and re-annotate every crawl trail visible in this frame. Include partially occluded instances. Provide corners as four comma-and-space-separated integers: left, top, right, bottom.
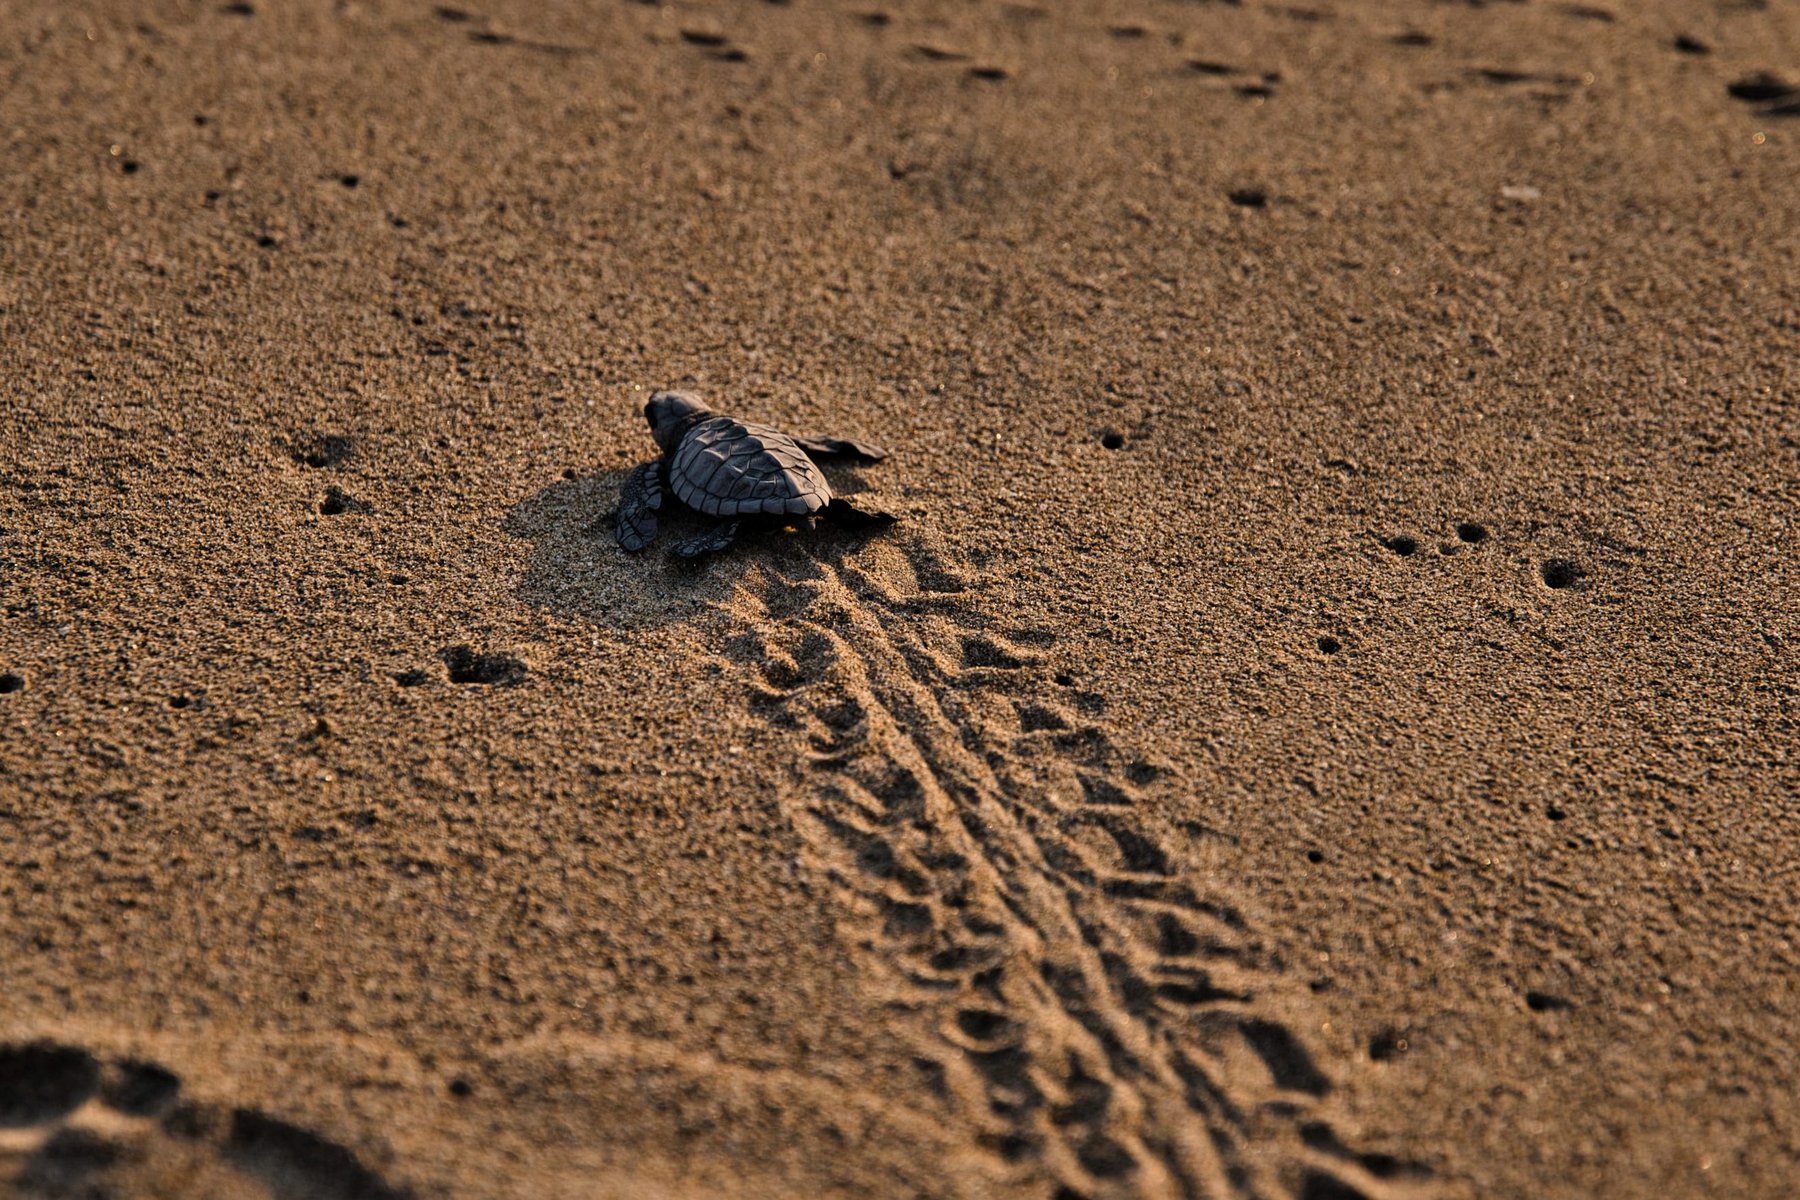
724, 540, 1428, 1200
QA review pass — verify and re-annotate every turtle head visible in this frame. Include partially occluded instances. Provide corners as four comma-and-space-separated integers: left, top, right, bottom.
644, 391, 710, 453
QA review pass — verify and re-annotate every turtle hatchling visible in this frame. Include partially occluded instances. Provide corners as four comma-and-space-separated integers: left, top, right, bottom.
616, 391, 897, 558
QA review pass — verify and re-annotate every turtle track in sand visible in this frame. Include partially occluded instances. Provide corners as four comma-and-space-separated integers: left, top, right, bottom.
722, 538, 1432, 1200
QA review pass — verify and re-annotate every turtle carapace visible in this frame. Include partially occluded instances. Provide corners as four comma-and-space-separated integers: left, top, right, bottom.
616, 391, 896, 558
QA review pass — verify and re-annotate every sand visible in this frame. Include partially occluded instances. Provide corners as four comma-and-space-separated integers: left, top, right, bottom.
2, 0, 1797, 1197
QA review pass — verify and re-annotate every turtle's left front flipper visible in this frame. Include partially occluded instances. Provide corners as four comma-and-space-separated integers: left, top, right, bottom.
795, 436, 888, 463
822, 498, 898, 531
616, 460, 664, 551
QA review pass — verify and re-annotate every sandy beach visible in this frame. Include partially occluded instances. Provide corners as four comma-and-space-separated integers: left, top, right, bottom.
2, 0, 1797, 1196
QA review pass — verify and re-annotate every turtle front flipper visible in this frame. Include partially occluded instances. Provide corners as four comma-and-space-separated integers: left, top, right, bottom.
616, 460, 664, 551
821, 497, 898, 530
794, 436, 888, 463
672, 520, 741, 559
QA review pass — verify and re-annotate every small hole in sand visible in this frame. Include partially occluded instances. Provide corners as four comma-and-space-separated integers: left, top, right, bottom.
1545, 805, 1566, 821
340, 174, 360, 188
299, 435, 353, 469
1727, 73, 1792, 103
1316, 636, 1340, 655
1228, 188, 1267, 208
448, 1078, 473, 1097
1306, 849, 1324, 863
1100, 431, 1125, 450
1540, 559, 1583, 589
1456, 521, 1488, 544
168, 695, 193, 710
319, 486, 369, 516
1525, 991, 1571, 1013
0, 673, 23, 694
441, 646, 527, 686
1383, 535, 1418, 557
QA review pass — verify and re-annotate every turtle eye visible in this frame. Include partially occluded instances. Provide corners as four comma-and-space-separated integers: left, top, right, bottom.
644, 402, 659, 428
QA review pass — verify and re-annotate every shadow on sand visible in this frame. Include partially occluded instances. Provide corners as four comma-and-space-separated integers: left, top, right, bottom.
502, 463, 893, 631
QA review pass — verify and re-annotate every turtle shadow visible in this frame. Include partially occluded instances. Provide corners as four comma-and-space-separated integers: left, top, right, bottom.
503, 465, 891, 630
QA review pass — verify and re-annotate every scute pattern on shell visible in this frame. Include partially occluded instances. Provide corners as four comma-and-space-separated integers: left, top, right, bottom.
669, 416, 832, 517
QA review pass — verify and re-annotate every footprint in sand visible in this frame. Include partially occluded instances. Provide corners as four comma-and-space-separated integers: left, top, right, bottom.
0, 1041, 407, 1200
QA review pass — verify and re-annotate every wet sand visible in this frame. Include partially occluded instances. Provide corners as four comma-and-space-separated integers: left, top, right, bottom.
2, 1, 1797, 1196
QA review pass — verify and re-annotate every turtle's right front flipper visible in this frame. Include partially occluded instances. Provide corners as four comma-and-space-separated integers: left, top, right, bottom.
794, 436, 888, 463
616, 460, 664, 551
822, 497, 898, 531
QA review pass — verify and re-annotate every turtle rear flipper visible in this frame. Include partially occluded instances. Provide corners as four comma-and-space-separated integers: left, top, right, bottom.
795, 436, 889, 463
616, 460, 664, 551
672, 520, 741, 559
822, 497, 898, 530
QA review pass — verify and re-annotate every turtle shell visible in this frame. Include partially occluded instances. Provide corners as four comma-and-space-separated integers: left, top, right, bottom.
668, 416, 831, 517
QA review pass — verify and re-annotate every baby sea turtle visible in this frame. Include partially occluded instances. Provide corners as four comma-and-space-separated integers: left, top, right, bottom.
617, 391, 896, 558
